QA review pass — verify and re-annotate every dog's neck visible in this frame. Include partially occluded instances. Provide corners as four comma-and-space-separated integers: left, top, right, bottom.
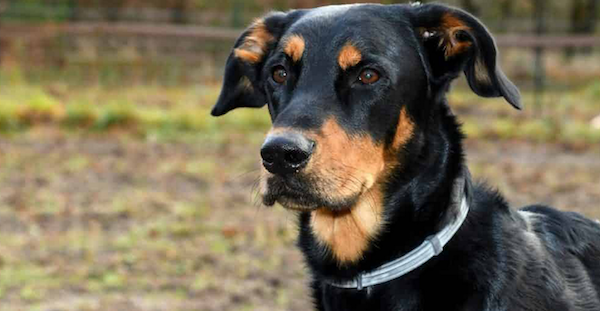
298, 102, 468, 282
325, 171, 471, 289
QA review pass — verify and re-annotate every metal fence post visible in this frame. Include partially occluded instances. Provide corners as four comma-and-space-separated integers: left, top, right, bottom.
533, 0, 546, 115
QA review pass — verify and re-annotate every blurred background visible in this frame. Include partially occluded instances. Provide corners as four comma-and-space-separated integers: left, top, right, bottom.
0, 0, 599, 310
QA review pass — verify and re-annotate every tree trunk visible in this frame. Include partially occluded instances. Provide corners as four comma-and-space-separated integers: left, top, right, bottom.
499, 0, 514, 32
583, 0, 598, 53
104, 0, 123, 22
585, 0, 598, 50
171, 0, 188, 24
566, 0, 597, 56
68, 0, 80, 21
533, 0, 546, 113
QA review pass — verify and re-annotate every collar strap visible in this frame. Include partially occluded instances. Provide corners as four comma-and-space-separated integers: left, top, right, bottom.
327, 184, 470, 290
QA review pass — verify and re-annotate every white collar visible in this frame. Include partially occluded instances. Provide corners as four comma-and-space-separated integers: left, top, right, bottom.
326, 179, 470, 290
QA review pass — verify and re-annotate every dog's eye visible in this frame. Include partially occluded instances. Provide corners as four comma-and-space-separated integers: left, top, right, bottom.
358, 69, 380, 85
272, 66, 288, 84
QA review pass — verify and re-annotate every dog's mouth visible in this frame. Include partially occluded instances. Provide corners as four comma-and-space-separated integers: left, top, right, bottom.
262, 174, 362, 212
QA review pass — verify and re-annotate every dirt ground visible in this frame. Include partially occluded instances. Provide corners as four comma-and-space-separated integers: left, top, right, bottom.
0, 129, 599, 311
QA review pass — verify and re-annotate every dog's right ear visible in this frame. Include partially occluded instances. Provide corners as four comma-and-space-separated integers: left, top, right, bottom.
211, 12, 296, 117
409, 3, 521, 110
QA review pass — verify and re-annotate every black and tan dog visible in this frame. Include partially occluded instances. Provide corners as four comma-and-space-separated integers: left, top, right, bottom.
211, 3, 600, 311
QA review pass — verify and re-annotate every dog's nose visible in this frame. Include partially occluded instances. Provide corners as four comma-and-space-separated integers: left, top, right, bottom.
260, 132, 314, 175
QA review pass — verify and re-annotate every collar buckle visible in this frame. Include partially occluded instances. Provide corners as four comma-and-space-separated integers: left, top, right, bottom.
426, 235, 443, 256
356, 274, 363, 290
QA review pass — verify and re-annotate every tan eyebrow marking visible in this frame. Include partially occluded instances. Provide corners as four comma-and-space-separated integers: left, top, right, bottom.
338, 42, 362, 70
283, 34, 306, 63
233, 19, 275, 64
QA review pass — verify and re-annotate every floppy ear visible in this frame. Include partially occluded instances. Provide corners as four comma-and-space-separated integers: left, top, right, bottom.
410, 4, 521, 109
211, 12, 290, 116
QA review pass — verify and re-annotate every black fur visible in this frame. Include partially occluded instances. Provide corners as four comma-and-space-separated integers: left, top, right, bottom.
212, 3, 600, 311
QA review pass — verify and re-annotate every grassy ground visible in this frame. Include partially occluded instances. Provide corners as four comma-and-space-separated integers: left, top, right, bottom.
1, 70, 600, 144
0, 78, 599, 310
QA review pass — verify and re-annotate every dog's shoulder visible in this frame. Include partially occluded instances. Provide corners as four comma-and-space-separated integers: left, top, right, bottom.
465, 188, 600, 310
519, 204, 600, 257
511, 205, 600, 309
469, 184, 600, 258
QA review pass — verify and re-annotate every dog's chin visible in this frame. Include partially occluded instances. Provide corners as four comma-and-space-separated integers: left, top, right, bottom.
262, 174, 360, 212
261, 178, 360, 213
265, 194, 358, 213
273, 196, 321, 212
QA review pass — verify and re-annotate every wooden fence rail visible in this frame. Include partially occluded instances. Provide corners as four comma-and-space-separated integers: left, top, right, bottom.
1, 22, 600, 48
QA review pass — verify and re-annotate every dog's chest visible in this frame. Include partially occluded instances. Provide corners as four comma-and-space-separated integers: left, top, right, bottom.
320, 285, 497, 311
319, 287, 428, 311
322, 295, 494, 311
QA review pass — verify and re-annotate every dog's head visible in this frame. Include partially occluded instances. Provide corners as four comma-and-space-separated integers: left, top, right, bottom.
212, 3, 520, 263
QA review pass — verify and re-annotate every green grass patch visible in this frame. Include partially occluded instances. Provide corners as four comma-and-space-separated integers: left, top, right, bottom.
1, 76, 599, 144
0, 79, 274, 135
0, 263, 56, 301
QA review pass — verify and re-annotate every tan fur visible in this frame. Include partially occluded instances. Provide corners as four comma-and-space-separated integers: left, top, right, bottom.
391, 108, 414, 152
440, 13, 472, 59
234, 19, 275, 64
420, 14, 473, 59
311, 185, 384, 263
308, 119, 386, 264
283, 35, 306, 62
309, 119, 385, 193
234, 49, 262, 64
440, 13, 468, 30
262, 115, 414, 264
261, 122, 385, 202
307, 112, 413, 263
337, 42, 362, 70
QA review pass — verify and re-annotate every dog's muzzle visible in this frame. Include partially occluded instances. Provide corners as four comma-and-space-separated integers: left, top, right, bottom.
260, 132, 315, 175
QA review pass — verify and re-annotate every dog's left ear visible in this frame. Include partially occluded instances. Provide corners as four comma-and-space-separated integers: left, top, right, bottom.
410, 4, 521, 109
211, 12, 296, 116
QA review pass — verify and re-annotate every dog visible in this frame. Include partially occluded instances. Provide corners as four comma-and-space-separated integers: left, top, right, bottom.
211, 3, 600, 310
